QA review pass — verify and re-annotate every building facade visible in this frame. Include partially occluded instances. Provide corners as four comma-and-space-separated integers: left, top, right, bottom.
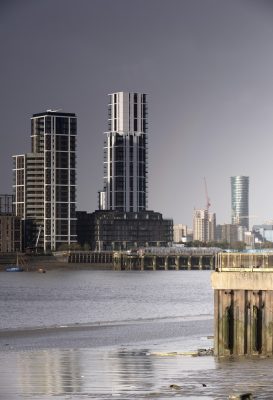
0, 194, 14, 215
231, 175, 249, 230
173, 224, 189, 243
253, 225, 273, 243
13, 111, 77, 251
208, 212, 216, 242
0, 194, 21, 253
99, 92, 147, 212
83, 210, 173, 251
217, 223, 239, 244
193, 209, 208, 242
193, 209, 216, 242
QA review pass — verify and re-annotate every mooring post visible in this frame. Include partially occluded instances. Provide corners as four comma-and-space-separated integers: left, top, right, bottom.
188, 256, 191, 270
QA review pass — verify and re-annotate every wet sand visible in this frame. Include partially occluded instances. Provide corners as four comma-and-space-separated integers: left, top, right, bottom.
0, 316, 213, 351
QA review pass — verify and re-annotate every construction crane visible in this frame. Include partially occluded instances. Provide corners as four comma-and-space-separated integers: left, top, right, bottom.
204, 177, 211, 211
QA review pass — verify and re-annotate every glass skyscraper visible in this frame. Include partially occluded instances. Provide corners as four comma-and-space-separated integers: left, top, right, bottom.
231, 176, 249, 230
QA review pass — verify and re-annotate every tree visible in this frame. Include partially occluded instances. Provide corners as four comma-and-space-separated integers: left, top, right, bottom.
230, 241, 246, 251
83, 242, 91, 251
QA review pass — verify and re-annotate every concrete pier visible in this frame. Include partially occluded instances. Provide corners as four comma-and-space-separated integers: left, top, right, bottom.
113, 247, 220, 271
212, 251, 273, 357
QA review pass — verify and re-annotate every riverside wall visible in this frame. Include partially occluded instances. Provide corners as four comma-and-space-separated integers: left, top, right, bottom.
0, 253, 113, 271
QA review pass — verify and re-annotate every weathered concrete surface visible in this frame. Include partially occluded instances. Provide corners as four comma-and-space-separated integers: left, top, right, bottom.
212, 271, 273, 290
212, 270, 273, 357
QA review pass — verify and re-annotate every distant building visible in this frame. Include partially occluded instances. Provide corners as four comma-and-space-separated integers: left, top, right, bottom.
252, 225, 273, 243
13, 111, 77, 251
244, 231, 255, 248
193, 209, 208, 242
193, 209, 216, 242
173, 224, 188, 243
0, 194, 21, 253
237, 225, 247, 242
217, 223, 239, 244
231, 176, 249, 230
208, 213, 216, 242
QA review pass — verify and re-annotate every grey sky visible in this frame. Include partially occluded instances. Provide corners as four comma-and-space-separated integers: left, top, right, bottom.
1, 0, 273, 226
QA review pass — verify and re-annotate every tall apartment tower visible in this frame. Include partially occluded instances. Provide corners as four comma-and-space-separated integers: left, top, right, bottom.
231, 176, 249, 230
13, 111, 77, 251
99, 92, 148, 212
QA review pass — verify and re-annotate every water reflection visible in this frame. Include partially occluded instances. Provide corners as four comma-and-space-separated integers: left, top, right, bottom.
2, 346, 273, 399
0, 346, 215, 399
114, 349, 154, 389
18, 349, 83, 396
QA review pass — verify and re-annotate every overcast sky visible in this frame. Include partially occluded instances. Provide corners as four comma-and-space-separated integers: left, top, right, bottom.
1, 0, 273, 226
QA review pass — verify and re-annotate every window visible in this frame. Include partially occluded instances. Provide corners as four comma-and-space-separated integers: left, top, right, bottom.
70, 119, 77, 135
56, 117, 69, 135
56, 186, 68, 202
56, 136, 68, 151
56, 153, 68, 168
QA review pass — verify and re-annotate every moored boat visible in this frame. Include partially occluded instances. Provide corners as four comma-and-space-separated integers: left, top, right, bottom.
5, 265, 24, 272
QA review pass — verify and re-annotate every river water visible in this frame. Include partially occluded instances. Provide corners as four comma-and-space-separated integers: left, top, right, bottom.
0, 270, 272, 399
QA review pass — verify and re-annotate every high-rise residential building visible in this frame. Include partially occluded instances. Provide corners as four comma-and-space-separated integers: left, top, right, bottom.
99, 92, 147, 212
13, 111, 77, 251
193, 209, 216, 242
88, 91, 173, 251
231, 176, 249, 230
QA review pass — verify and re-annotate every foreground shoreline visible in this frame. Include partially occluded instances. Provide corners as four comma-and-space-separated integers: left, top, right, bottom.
1, 324, 272, 399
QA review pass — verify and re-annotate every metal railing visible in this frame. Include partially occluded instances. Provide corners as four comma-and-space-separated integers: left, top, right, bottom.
216, 251, 273, 271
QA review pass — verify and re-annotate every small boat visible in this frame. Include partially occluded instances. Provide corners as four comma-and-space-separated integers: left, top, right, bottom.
5, 265, 24, 272
5, 254, 25, 272
37, 268, 46, 273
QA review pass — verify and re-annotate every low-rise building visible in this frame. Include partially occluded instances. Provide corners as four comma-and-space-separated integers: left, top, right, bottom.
77, 210, 173, 251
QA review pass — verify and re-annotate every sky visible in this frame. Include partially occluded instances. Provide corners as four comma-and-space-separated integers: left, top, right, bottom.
1, 0, 273, 227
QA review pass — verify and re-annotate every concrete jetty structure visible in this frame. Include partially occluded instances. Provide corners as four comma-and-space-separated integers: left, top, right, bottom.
113, 247, 220, 271
56, 247, 219, 270
212, 251, 273, 357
